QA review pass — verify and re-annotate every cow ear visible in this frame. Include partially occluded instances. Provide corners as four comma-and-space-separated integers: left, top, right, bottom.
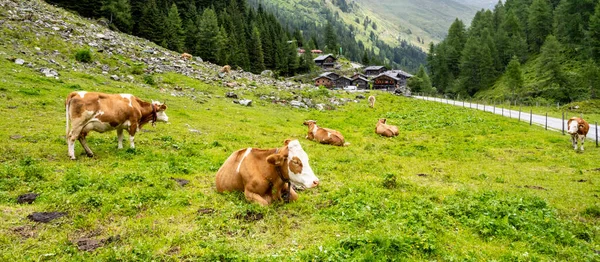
267, 154, 285, 166
160, 104, 167, 110
285, 139, 294, 146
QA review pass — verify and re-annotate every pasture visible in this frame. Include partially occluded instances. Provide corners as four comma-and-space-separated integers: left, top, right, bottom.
0, 58, 599, 260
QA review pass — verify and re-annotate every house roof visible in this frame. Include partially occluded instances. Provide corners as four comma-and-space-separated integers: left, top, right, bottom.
312, 75, 334, 81
352, 76, 369, 82
320, 72, 339, 78
314, 54, 336, 62
374, 70, 413, 81
365, 65, 387, 71
335, 76, 352, 82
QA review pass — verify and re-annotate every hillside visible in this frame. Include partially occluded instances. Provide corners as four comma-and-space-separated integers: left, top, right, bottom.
1, 0, 599, 260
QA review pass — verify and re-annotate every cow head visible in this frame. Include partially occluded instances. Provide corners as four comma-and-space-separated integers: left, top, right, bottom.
567, 118, 582, 135
378, 118, 387, 124
267, 139, 319, 189
152, 101, 169, 122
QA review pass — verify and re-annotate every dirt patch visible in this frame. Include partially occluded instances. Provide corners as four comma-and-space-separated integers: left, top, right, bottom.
171, 177, 189, 187
17, 193, 39, 204
589, 168, 600, 172
27, 212, 66, 223
235, 211, 263, 222
12, 225, 36, 238
316, 199, 334, 209
524, 185, 547, 190
198, 208, 214, 215
73, 235, 120, 252
10, 134, 23, 140
417, 173, 428, 177
167, 246, 181, 255
577, 179, 587, 182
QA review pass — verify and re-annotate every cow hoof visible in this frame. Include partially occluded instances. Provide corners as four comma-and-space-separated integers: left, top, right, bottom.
86, 153, 94, 158
70, 157, 76, 160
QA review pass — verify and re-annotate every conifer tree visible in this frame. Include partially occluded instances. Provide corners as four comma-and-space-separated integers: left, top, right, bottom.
588, 2, 600, 62
324, 21, 338, 54
537, 35, 569, 101
445, 19, 467, 80
164, 3, 185, 52
361, 50, 370, 65
527, 0, 552, 53
197, 8, 219, 63
583, 61, 600, 99
101, 0, 132, 33
248, 24, 265, 73
216, 26, 229, 65
137, 0, 165, 45
459, 35, 494, 96
505, 56, 524, 101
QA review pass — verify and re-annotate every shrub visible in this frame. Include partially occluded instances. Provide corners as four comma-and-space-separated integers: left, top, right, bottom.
143, 74, 155, 86
131, 64, 145, 75
75, 49, 93, 63
382, 173, 397, 189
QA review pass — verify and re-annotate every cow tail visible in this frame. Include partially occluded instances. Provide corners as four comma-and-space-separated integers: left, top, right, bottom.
65, 97, 71, 139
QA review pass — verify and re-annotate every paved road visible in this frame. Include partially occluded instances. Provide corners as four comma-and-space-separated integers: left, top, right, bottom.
412, 96, 598, 142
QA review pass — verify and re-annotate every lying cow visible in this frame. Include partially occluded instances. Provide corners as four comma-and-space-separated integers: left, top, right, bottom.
221, 65, 231, 74
181, 53, 192, 60
65, 91, 168, 160
567, 117, 589, 151
215, 139, 319, 206
368, 95, 375, 108
375, 118, 399, 137
303, 120, 348, 146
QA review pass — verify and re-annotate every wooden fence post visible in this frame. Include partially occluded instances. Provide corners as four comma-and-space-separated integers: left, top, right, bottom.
545, 112, 548, 130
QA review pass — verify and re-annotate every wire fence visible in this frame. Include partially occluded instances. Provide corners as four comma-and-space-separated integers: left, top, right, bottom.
414, 93, 599, 146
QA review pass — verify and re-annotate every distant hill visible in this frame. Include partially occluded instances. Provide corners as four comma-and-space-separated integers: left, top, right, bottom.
454, 0, 498, 9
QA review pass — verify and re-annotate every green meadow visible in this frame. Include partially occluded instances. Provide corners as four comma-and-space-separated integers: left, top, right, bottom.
0, 54, 599, 260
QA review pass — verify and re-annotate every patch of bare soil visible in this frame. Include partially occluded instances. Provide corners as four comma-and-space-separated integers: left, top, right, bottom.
171, 177, 189, 187
198, 208, 214, 215
524, 185, 547, 190
17, 193, 38, 204
73, 235, 120, 252
27, 212, 66, 222
12, 225, 36, 239
235, 211, 263, 222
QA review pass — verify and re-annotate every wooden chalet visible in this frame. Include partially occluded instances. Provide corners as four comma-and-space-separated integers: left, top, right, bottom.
314, 54, 337, 69
352, 76, 369, 89
320, 72, 340, 81
335, 76, 353, 89
372, 70, 413, 91
364, 66, 388, 77
351, 73, 367, 80
313, 75, 334, 88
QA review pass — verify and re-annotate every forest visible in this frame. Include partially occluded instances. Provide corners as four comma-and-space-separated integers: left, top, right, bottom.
425, 0, 600, 103
44, 0, 427, 76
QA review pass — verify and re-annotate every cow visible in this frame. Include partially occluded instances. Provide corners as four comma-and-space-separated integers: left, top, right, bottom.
215, 139, 319, 206
181, 53, 192, 60
567, 117, 589, 151
375, 118, 399, 137
221, 65, 231, 74
65, 91, 169, 160
303, 120, 348, 146
368, 95, 375, 108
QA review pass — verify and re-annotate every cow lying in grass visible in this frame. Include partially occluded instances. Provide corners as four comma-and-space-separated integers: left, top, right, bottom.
181, 53, 192, 60
215, 139, 319, 206
65, 91, 168, 159
375, 118, 399, 137
303, 120, 348, 146
567, 117, 589, 151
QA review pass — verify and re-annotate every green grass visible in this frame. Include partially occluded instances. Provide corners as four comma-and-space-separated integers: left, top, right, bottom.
0, 4, 599, 260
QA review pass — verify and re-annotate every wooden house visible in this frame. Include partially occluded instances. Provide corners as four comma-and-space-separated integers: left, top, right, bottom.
335, 76, 353, 89
320, 72, 340, 81
364, 66, 388, 77
314, 54, 337, 69
313, 75, 334, 88
372, 70, 413, 91
352, 76, 369, 89
351, 73, 367, 80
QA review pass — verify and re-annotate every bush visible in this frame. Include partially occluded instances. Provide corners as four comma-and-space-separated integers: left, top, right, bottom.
382, 173, 397, 189
130, 64, 145, 75
75, 49, 93, 63
143, 74, 155, 86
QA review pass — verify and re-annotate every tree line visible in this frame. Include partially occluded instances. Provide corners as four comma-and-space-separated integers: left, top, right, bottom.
45, 0, 314, 76
426, 0, 600, 103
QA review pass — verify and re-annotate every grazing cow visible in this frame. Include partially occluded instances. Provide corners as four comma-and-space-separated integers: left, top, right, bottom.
368, 95, 375, 108
181, 53, 192, 60
215, 139, 319, 206
65, 91, 168, 160
567, 117, 589, 151
303, 120, 348, 146
375, 118, 399, 137
221, 65, 231, 74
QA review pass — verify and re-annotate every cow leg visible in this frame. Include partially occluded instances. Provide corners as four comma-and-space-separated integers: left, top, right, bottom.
128, 126, 136, 148
244, 189, 270, 206
67, 124, 85, 160
580, 135, 585, 151
78, 133, 94, 157
571, 135, 577, 150
117, 129, 124, 149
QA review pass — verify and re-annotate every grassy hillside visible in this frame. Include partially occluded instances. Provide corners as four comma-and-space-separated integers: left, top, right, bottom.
1, 0, 599, 261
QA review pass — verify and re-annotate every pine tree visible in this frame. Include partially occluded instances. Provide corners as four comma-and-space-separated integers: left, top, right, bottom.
537, 35, 569, 101
324, 21, 338, 54
361, 50, 370, 65
216, 26, 229, 65
505, 56, 524, 101
588, 2, 600, 62
248, 25, 265, 73
554, 0, 597, 50
527, 0, 552, 53
445, 19, 467, 80
459, 35, 494, 96
500, 11, 527, 64
583, 61, 600, 99
197, 8, 219, 63
164, 3, 185, 52
101, 0, 132, 33
137, 0, 165, 45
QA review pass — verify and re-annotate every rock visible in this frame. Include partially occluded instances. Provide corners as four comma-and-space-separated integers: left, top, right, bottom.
260, 70, 273, 78
290, 100, 307, 108
238, 99, 252, 106
171, 177, 189, 187
110, 75, 119, 81
40, 68, 58, 77
225, 82, 236, 88
225, 92, 238, 99
355, 94, 366, 99
194, 57, 203, 62
315, 104, 325, 111
101, 65, 109, 72
14, 58, 24, 65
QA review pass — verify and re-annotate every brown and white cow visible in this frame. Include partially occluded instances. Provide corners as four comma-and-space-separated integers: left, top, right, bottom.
368, 95, 375, 108
65, 91, 168, 159
215, 139, 319, 206
375, 118, 399, 137
303, 120, 348, 146
567, 117, 589, 151
181, 53, 192, 60
221, 65, 231, 74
